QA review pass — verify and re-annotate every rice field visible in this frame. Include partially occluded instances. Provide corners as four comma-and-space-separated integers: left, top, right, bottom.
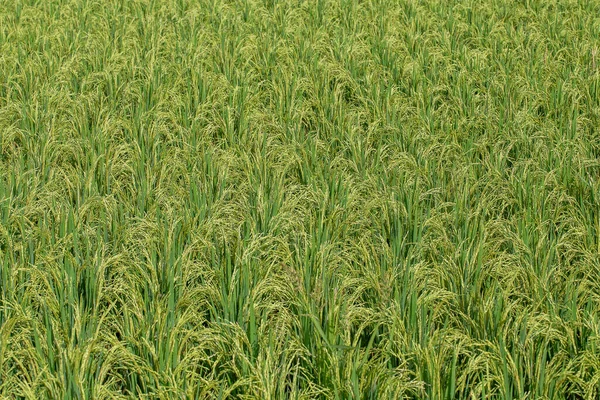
0, 0, 599, 398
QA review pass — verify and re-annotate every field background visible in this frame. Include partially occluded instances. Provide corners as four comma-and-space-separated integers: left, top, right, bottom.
1, 0, 600, 398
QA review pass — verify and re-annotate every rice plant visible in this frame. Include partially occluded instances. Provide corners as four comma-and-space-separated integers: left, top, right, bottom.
1, 0, 599, 398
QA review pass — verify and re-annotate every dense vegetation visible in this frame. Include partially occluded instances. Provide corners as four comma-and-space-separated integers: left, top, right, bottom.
1, 0, 599, 398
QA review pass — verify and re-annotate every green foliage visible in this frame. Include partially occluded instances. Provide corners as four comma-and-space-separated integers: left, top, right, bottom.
1, 0, 600, 398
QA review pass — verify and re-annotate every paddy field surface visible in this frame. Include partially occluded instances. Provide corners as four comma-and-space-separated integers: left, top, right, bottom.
0, 0, 599, 398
